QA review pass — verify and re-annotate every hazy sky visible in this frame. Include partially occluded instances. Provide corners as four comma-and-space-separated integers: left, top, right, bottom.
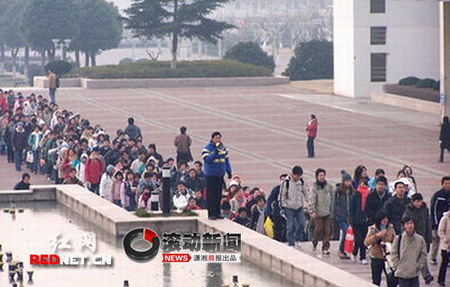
110, 0, 130, 13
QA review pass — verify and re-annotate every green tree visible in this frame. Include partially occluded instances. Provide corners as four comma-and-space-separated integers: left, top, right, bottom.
124, 0, 234, 69
224, 42, 275, 73
283, 40, 333, 81
0, 0, 27, 75
21, 0, 80, 66
70, 0, 122, 67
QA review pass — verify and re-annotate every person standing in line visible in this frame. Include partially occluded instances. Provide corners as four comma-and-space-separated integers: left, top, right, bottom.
279, 167, 309, 248
202, 131, 232, 220
439, 116, 450, 162
266, 173, 288, 242
174, 126, 193, 164
364, 176, 391, 226
349, 178, 370, 265
47, 69, 57, 104
11, 122, 28, 172
384, 181, 409, 234
331, 171, 354, 259
430, 176, 450, 265
391, 217, 428, 287
437, 210, 450, 286
309, 168, 333, 254
306, 114, 318, 158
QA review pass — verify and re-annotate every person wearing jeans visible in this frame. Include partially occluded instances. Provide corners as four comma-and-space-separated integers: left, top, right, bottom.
437, 210, 450, 286
279, 166, 309, 248
48, 69, 57, 104
305, 114, 318, 158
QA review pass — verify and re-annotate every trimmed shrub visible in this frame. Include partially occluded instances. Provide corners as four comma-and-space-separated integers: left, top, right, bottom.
283, 40, 333, 81
399, 76, 420, 86
135, 58, 151, 63
45, 60, 73, 76
416, 78, 437, 89
224, 42, 275, 73
433, 80, 440, 91
119, 58, 134, 65
68, 60, 272, 79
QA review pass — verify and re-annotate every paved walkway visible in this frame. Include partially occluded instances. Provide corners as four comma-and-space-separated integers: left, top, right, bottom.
0, 83, 448, 284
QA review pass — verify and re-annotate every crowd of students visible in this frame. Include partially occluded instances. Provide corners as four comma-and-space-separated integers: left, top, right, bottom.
1, 89, 450, 287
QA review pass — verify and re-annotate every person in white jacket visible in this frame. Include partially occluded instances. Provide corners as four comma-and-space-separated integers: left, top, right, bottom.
437, 211, 450, 286
76, 154, 88, 186
173, 182, 194, 210
99, 165, 115, 200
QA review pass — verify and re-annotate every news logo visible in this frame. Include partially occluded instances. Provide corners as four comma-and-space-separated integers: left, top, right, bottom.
122, 228, 160, 263
122, 229, 242, 263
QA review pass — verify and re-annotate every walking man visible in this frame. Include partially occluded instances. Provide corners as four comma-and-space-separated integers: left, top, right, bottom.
202, 131, 232, 220
391, 217, 428, 287
309, 168, 333, 254
47, 69, 57, 104
439, 116, 450, 162
266, 173, 288, 242
279, 167, 309, 247
306, 114, 318, 158
430, 176, 450, 265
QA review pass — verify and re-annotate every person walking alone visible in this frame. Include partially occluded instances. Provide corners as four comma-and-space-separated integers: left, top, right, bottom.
47, 69, 57, 104
306, 114, 318, 158
202, 131, 232, 220
439, 116, 450, 163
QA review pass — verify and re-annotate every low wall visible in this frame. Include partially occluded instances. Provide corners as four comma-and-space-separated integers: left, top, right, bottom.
33, 76, 81, 88
0, 185, 374, 287
371, 91, 441, 115
33, 76, 289, 89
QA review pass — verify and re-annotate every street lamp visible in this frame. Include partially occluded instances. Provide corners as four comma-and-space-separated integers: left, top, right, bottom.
52, 39, 71, 61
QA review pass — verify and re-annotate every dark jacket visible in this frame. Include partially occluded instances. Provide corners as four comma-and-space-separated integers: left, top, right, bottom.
364, 190, 391, 225
384, 195, 409, 234
184, 174, 204, 192
430, 189, 450, 229
233, 216, 250, 227
349, 190, 365, 225
440, 121, 450, 148
11, 127, 28, 150
266, 185, 282, 217
331, 184, 352, 223
124, 124, 142, 140
14, 181, 30, 190
403, 202, 432, 248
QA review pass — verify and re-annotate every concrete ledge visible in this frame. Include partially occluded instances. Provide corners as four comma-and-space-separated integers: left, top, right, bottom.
371, 92, 441, 115
33, 76, 289, 89
0, 186, 56, 202
33, 76, 81, 88
197, 216, 374, 287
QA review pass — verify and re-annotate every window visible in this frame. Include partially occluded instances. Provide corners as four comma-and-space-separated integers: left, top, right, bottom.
370, 0, 386, 14
370, 27, 387, 45
371, 53, 387, 82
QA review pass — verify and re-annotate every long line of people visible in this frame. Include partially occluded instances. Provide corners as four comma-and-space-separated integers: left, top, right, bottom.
1, 89, 450, 286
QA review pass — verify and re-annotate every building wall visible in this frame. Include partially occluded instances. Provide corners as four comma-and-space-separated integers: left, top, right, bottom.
334, 0, 439, 98
333, 0, 355, 97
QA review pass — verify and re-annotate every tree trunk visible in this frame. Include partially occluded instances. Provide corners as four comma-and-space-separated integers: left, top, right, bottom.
90, 53, 96, 66
11, 47, 19, 77
75, 50, 80, 68
41, 51, 46, 68
0, 43, 4, 62
24, 46, 29, 77
171, 0, 178, 69
84, 51, 90, 67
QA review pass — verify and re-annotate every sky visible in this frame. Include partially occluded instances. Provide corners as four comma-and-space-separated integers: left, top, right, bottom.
110, 0, 131, 12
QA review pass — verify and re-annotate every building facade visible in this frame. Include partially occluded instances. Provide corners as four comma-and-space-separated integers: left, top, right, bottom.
334, 0, 439, 98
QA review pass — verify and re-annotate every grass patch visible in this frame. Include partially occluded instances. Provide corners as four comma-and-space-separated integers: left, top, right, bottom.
68, 60, 272, 79
135, 207, 198, 218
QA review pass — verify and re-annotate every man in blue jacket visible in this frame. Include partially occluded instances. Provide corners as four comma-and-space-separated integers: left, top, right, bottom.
202, 131, 232, 220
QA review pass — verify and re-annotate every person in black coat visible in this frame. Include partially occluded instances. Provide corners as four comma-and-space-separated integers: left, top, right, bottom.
364, 176, 391, 225
13, 173, 31, 190
265, 174, 288, 242
383, 181, 409, 234
439, 116, 450, 162
11, 122, 28, 171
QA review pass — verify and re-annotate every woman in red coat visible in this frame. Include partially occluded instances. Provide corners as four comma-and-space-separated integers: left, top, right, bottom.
306, 114, 318, 158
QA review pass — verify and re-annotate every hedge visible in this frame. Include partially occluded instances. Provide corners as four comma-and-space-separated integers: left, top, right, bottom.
68, 60, 272, 79
384, 84, 439, 103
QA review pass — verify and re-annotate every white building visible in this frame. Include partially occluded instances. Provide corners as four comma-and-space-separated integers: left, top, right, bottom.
334, 0, 439, 98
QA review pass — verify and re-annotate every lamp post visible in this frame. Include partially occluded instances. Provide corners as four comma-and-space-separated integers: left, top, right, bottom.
51, 39, 71, 61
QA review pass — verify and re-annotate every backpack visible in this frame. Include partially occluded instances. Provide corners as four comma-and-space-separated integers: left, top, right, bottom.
55, 76, 60, 88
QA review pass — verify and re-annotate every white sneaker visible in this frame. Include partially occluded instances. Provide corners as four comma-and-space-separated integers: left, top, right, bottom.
322, 250, 330, 255
361, 259, 368, 265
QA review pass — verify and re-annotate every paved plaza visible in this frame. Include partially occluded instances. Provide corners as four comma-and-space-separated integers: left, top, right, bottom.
0, 82, 449, 284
